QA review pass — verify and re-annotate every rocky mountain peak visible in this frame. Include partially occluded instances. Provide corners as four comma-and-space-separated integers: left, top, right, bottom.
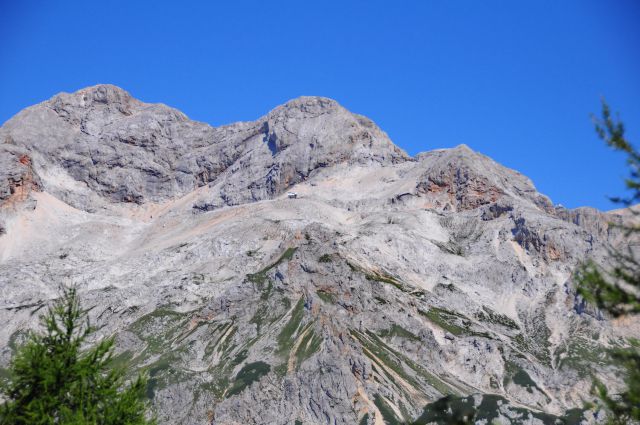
267, 96, 341, 118
47, 84, 140, 123
259, 95, 407, 164
0, 87, 633, 425
0, 88, 409, 210
414, 143, 553, 212
0, 86, 566, 215
63, 84, 134, 105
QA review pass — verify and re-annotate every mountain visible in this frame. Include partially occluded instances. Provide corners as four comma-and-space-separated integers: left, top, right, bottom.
0, 85, 635, 424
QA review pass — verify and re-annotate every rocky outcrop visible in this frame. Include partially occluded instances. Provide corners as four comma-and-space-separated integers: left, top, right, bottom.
0, 86, 632, 425
414, 146, 554, 213
555, 205, 621, 238
511, 216, 568, 262
0, 144, 40, 207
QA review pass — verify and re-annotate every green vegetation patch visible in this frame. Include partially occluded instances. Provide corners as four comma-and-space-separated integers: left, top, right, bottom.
119, 305, 279, 403
373, 296, 389, 304
374, 394, 403, 425
358, 413, 369, 425
247, 247, 298, 286
477, 306, 520, 330
413, 394, 476, 424
371, 334, 456, 396
123, 307, 229, 398
231, 349, 249, 369
249, 293, 289, 332
503, 361, 550, 401
515, 309, 553, 367
294, 326, 322, 368
419, 307, 469, 337
226, 361, 271, 397
110, 350, 134, 372
412, 393, 583, 425
199, 322, 258, 399
352, 330, 416, 389
316, 290, 336, 304
145, 356, 176, 398
512, 332, 552, 368
128, 308, 190, 353
142, 337, 195, 399
203, 322, 235, 358
379, 324, 420, 342
319, 253, 333, 263
248, 278, 294, 334
555, 336, 611, 378
512, 369, 537, 393
346, 260, 408, 292
426, 306, 493, 339
352, 329, 455, 397
365, 271, 406, 292
280, 247, 298, 261
277, 297, 305, 356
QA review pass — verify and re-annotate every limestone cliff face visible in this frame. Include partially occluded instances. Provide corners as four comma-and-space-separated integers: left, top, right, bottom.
0, 86, 634, 424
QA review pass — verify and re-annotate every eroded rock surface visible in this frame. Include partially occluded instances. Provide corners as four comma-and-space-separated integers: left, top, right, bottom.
0, 85, 635, 425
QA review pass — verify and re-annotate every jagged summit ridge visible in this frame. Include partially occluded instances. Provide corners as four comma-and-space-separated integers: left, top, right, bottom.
0, 86, 408, 210
1, 85, 558, 216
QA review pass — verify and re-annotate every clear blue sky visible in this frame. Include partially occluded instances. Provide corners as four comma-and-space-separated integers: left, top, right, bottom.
1, 1, 639, 210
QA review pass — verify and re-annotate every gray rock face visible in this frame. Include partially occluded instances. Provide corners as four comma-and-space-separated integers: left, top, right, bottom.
414, 146, 554, 213
0, 144, 40, 204
0, 86, 406, 211
0, 85, 635, 424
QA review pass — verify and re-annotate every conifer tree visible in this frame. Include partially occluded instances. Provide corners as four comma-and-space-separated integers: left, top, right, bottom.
0, 287, 155, 425
576, 99, 640, 424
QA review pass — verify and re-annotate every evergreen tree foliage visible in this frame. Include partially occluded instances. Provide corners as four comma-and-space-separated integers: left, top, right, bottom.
0, 287, 155, 425
576, 99, 640, 424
